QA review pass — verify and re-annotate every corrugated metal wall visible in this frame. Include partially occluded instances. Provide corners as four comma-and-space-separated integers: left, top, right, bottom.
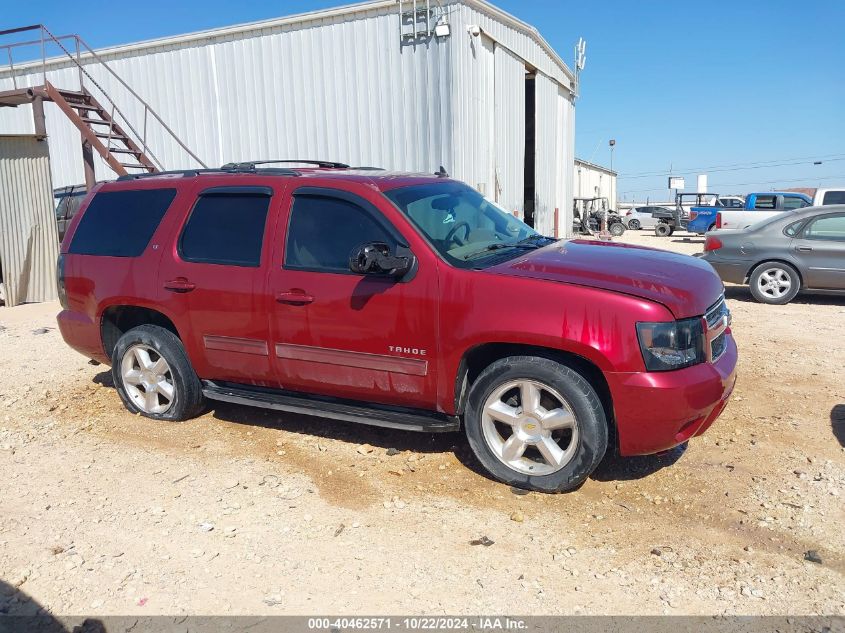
0, 0, 575, 234
531, 73, 573, 236
449, 3, 574, 233
0, 4, 454, 188
0, 135, 59, 306
574, 160, 617, 210
493, 43, 525, 216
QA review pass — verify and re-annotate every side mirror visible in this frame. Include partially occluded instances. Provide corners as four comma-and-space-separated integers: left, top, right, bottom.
348, 242, 414, 278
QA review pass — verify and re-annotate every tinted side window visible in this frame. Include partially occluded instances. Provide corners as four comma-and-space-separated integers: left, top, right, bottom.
180, 191, 271, 267
804, 214, 845, 241
783, 196, 809, 210
822, 191, 845, 205
69, 188, 176, 257
285, 195, 395, 273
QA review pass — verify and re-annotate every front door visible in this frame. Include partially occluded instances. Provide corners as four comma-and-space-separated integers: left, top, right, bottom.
268, 186, 439, 410
157, 182, 283, 386
794, 211, 845, 289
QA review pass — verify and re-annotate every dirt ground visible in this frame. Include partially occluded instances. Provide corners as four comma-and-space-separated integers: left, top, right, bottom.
1, 229, 843, 616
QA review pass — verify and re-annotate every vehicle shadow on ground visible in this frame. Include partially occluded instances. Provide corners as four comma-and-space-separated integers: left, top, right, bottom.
591, 443, 687, 482
724, 285, 845, 306
210, 400, 463, 456
211, 401, 685, 486
671, 237, 704, 245
93, 372, 692, 487
831, 405, 845, 448
0, 578, 106, 632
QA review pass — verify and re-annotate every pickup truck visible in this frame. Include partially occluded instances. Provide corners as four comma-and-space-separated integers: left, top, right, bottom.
688, 192, 812, 234
56, 162, 737, 493
812, 188, 845, 206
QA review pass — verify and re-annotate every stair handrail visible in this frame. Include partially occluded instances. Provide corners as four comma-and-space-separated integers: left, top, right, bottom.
0, 24, 208, 171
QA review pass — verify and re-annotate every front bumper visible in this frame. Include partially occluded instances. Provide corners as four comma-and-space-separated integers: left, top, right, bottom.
605, 333, 737, 456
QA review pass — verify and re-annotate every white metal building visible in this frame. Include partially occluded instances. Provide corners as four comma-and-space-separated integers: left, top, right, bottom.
0, 0, 577, 236
574, 157, 617, 209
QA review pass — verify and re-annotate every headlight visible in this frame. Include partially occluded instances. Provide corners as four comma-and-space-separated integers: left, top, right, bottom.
636, 318, 705, 371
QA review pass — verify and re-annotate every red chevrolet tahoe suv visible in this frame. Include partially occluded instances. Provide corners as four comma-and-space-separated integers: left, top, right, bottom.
57, 161, 737, 492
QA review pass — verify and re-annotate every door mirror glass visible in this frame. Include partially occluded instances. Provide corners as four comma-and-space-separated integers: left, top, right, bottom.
349, 242, 414, 278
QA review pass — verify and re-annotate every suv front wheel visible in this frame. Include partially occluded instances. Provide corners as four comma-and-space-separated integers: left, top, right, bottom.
464, 356, 608, 492
112, 325, 205, 421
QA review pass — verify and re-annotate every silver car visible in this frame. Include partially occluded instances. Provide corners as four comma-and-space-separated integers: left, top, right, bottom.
623, 206, 670, 230
701, 205, 845, 304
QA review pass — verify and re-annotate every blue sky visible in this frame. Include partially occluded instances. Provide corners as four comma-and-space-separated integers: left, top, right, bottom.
3, 0, 844, 201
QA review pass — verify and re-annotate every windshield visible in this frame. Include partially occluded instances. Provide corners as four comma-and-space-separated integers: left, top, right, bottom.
384, 182, 546, 268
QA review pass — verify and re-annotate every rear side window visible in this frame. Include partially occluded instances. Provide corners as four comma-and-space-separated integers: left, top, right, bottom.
180, 189, 272, 267
784, 220, 806, 237
69, 188, 176, 257
783, 196, 809, 210
822, 191, 845, 205
285, 195, 395, 273
753, 195, 776, 210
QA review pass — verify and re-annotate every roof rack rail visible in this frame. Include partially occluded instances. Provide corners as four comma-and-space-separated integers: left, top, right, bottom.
221, 160, 350, 170
116, 167, 301, 181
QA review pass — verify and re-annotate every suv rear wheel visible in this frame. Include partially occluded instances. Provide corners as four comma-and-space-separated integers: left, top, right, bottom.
112, 325, 205, 421
464, 356, 608, 492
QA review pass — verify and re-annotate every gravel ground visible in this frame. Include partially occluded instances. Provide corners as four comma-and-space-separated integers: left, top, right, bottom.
1, 229, 843, 616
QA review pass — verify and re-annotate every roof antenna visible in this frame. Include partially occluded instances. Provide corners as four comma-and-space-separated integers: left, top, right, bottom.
435, 165, 449, 177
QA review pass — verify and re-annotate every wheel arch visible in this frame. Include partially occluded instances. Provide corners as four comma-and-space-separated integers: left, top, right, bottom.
453, 342, 615, 447
100, 304, 182, 362
744, 258, 803, 285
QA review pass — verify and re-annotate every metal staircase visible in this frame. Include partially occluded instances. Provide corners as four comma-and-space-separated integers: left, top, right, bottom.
0, 25, 206, 187
39, 83, 157, 174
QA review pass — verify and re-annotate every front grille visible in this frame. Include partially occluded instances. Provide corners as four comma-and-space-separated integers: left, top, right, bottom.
711, 331, 727, 360
705, 296, 729, 329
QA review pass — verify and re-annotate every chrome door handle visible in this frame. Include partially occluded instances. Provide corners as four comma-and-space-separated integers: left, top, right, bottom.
796, 246, 813, 252
276, 291, 315, 305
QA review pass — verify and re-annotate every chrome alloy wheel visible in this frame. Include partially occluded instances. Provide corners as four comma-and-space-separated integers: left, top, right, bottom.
120, 344, 175, 414
481, 379, 579, 476
757, 267, 791, 299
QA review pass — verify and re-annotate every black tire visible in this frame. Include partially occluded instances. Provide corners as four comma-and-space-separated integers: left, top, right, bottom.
627, 219, 641, 230
609, 222, 625, 237
111, 325, 205, 421
667, 226, 675, 236
464, 356, 608, 493
748, 261, 801, 305
654, 223, 671, 237
708, 223, 716, 232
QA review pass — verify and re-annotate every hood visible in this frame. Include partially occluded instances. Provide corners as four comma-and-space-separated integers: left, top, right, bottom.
487, 239, 724, 319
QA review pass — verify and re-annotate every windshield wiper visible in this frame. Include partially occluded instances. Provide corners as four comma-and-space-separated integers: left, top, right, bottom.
462, 239, 544, 261
515, 233, 555, 246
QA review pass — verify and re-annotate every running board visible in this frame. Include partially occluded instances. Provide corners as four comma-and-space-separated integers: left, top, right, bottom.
202, 381, 460, 433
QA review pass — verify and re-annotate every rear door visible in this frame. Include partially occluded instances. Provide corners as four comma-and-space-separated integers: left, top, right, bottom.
156, 181, 284, 386
267, 185, 439, 410
793, 212, 845, 289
